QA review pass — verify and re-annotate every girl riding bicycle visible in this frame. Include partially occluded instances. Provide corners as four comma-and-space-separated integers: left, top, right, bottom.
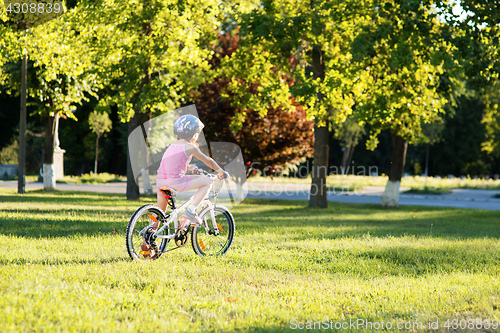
156, 115, 228, 233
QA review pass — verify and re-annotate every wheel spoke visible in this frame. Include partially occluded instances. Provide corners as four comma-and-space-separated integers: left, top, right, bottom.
126, 205, 172, 261
191, 206, 234, 256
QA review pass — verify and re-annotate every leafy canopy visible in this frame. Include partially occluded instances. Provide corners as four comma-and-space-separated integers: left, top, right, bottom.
83, 0, 223, 122
89, 110, 112, 138
0, 2, 102, 119
221, 0, 367, 129
350, 0, 462, 150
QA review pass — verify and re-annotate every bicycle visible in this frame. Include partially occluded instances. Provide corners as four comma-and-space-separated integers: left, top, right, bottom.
126, 169, 235, 260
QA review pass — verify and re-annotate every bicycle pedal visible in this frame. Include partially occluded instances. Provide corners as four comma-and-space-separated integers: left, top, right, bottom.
139, 242, 151, 256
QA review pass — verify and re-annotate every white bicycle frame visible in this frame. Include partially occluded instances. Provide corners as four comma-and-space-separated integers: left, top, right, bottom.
152, 175, 220, 240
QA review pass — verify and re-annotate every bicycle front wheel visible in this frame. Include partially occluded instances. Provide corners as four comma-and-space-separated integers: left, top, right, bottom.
191, 205, 235, 256
126, 204, 172, 261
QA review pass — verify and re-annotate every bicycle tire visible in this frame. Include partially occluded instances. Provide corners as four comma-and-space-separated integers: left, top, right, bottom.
191, 205, 235, 256
126, 204, 172, 261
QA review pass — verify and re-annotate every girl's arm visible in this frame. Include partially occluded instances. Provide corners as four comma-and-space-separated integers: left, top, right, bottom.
185, 144, 225, 177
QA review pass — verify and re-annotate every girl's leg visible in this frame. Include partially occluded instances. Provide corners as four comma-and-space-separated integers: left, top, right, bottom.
157, 191, 168, 212
157, 176, 211, 231
181, 176, 212, 207
156, 178, 171, 212
153, 180, 170, 230
160, 176, 210, 232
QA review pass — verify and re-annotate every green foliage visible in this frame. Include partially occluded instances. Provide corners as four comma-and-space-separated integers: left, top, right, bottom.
1, 3, 102, 119
222, 0, 364, 127
85, 0, 222, 121
449, 0, 500, 89
1, 192, 500, 330
1, 0, 67, 30
88, 110, 112, 173
88, 110, 112, 137
58, 172, 123, 184
0, 14, 20, 89
406, 186, 452, 195
1, 0, 499, 179
422, 121, 445, 145
194, 32, 314, 170
58, 104, 128, 176
334, 117, 366, 171
0, 138, 18, 164
351, 0, 461, 150
334, 117, 365, 151
482, 80, 500, 157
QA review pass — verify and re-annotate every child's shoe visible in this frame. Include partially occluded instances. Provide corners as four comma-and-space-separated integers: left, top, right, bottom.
182, 209, 202, 226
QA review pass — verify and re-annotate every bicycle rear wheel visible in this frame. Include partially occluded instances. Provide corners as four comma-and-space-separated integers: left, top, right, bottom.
126, 204, 172, 261
191, 205, 235, 256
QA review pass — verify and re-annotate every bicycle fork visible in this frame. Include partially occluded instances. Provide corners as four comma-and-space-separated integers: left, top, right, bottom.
203, 201, 221, 236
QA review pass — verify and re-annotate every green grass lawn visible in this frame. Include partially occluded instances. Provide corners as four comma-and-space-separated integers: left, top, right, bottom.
1, 189, 499, 332
405, 187, 453, 195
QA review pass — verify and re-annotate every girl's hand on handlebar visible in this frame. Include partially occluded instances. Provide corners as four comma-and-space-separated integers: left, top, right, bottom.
188, 164, 199, 174
218, 170, 230, 179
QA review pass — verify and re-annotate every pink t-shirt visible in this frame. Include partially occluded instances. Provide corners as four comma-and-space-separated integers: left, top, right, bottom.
157, 144, 192, 179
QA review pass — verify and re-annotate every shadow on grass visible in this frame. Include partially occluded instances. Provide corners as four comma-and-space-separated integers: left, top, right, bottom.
0, 190, 129, 206
2, 196, 500, 241
0, 215, 127, 238
357, 243, 499, 274
235, 201, 500, 240
0, 256, 130, 266
301, 243, 500, 277
0, 189, 158, 207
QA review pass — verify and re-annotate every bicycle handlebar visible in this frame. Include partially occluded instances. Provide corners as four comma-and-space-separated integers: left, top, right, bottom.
194, 168, 229, 179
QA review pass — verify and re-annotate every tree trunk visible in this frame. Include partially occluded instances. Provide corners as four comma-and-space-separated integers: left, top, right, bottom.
94, 135, 99, 174
346, 145, 356, 168
43, 114, 57, 190
341, 148, 348, 174
142, 151, 153, 196
127, 112, 141, 200
18, 53, 27, 194
341, 145, 355, 175
381, 133, 408, 207
424, 143, 430, 188
126, 16, 152, 200
309, 44, 329, 208
309, 124, 329, 208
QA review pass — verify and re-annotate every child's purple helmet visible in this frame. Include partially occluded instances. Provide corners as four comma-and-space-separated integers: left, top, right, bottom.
174, 115, 204, 139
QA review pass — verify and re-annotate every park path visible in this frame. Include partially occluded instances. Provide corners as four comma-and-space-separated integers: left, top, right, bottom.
1, 180, 500, 210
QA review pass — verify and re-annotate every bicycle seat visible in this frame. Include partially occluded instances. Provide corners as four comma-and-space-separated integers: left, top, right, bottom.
159, 186, 177, 199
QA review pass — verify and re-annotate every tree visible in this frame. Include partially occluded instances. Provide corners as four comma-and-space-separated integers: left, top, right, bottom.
0, 3, 102, 190
482, 80, 500, 160
453, 1, 500, 176
350, 0, 464, 207
222, 0, 366, 208
421, 121, 444, 186
1, 0, 68, 192
194, 32, 314, 172
333, 117, 365, 174
454, 0, 500, 90
85, 0, 222, 200
88, 110, 112, 174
